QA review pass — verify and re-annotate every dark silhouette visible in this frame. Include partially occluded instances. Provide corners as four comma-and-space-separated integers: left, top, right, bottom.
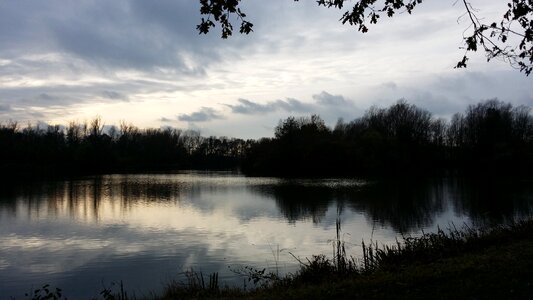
1, 99, 532, 178
243, 99, 533, 177
2, 174, 532, 234
0, 119, 251, 177
447, 100, 533, 172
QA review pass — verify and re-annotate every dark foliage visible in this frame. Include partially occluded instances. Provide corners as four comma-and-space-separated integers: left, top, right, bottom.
447, 99, 533, 170
1, 100, 532, 178
0, 119, 251, 176
242, 99, 533, 177
24, 284, 64, 300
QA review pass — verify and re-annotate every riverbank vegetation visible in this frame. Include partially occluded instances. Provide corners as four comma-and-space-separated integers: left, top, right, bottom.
1, 99, 532, 177
158, 219, 533, 299
21, 219, 533, 299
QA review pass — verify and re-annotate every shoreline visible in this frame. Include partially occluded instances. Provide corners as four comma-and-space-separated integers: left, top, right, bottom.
18, 219, 533, 299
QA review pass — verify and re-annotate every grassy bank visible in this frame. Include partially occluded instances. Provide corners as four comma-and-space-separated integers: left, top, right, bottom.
245, 227, 533, 299
23, 220, 533, 299
160, 220, 533, 300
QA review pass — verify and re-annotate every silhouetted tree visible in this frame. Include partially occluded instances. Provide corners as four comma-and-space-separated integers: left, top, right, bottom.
448, 99, 533, 172
243, 100, 532, 177
0, 119, 247, 176
244, 115, 337, 176
1, 100, 531, 177
337, 101, 444, 173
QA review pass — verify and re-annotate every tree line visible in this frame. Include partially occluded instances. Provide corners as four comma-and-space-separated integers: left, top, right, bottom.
0, 119, 252, 175
1, 99, 532, 177
242, 99, 533, 176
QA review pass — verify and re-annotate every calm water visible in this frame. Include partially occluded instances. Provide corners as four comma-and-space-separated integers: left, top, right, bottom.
1, 172, 532, 298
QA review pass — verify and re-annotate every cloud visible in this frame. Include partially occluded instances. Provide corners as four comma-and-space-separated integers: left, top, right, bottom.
35, 120, 52, 130
101, 90, 128, 101
38, 93, 56, 101
178, 107, 224, 122
159, 117, 174, 123
226, 98, 314, 115
0, 104, 11, 112
0, 83, 141, 110
380, 82, 398, 90
5, 0, 249, 76
227, 99, 270, 114
277, 98, 314, 112
408, 71, 533, 117
0, 90, 78, 107
312, 91, 350, 106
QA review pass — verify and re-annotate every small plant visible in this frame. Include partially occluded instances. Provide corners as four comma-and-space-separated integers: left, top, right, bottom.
98, 281, 129, 300
287, 216, 359, 285
162, 268, 226, 299
230, 265, 279, 287
24, 284, 65, 300
181, 269, 219, 291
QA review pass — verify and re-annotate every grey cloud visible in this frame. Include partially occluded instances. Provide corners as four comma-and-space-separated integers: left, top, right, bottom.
29, 111, 46, 118
312, 91, 350, 106
380, 82, 398, 90
159, 117, 174, 123
0, 2, 55, 57
364, 71, 533, 119
0, 0, 260, 119
101, 90, 128, 101
0, 104, 11, 112
12, 92, 78, 107
44, 0, 249, 74
229, 98, 270, 114
0, 56, 87, 83
309, 91, 361, 125
50, 20, 185, 71
0, 104, 72, 124
0, 81, 153, 109
178, 107, 224, 122
277, 98, 314, 112
35, 121, 51, 130
38, 93, 56, 101
0, 1, 228, 75
227, 98, 314, 115
424, 71, 533, 115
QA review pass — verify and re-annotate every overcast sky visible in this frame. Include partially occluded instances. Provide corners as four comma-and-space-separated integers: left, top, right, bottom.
0, 0, 532, 138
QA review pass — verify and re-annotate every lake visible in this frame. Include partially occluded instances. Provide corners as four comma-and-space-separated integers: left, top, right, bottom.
1, 172, 532, 298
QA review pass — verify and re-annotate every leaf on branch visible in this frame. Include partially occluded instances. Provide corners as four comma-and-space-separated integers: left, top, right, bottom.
455, 55, 469, 69
197, 18, 215, 35
466, 36, 478, 51
240, 21, 253, 34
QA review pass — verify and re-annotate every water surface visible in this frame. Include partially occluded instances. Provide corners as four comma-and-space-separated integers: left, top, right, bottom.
1, 172, 532, 298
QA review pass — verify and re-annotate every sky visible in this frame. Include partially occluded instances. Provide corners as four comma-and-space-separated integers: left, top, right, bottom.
0, 0, 532, 139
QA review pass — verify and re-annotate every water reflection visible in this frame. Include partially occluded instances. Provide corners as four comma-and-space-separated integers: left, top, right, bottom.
0, 173, 532, 298
253, 185, 333, 224
350, 179, 448, 233
1, 174, 533, 237
448, 177, 533, 225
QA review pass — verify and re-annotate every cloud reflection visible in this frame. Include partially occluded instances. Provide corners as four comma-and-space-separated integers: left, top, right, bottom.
1, 173, 533, 297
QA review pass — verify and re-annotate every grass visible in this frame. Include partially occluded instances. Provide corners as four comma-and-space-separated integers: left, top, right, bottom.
253, 220, 533, 299
19, 219, 533, 299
